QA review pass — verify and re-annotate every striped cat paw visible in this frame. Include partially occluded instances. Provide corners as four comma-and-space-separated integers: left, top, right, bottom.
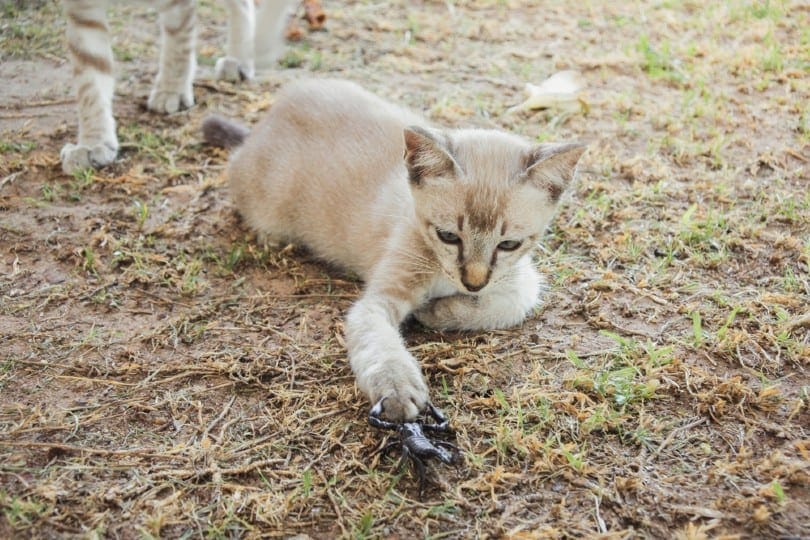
60, 142, 118, 174
147, 89, 194, 114
215, 57, 254, 82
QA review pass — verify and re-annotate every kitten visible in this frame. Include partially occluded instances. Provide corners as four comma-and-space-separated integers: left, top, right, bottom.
203, 79, 586, 420
60, 0, 296, 174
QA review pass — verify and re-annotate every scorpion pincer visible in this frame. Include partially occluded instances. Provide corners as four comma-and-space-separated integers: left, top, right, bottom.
368, 398, 459, 496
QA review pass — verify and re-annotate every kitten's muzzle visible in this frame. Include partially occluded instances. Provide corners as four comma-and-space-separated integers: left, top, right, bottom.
461, 262, 490, 292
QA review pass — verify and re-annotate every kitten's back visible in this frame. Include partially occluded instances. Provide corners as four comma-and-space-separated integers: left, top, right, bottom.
227, 79, 425, 277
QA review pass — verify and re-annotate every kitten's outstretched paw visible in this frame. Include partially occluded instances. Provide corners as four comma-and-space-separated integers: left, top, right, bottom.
363, 364, 429, 422
373, 391, 426, 422
147, 89, 194, 114
215, 57, 254, 82
60, 142, 118, 174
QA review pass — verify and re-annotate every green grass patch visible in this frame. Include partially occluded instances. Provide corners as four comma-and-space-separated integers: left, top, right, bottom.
636, 34, 685, 84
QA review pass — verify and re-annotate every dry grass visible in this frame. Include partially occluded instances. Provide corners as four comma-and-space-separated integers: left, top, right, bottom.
1, 0, 808, 537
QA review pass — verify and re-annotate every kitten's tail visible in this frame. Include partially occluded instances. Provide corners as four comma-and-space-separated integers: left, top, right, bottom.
202, 115, 250, 149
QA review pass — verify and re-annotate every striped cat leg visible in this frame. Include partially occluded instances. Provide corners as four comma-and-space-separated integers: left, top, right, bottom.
215, 0, 255, 81
253, 0, 297, 69
148, 0, 196, 113
61, 0, 118, 174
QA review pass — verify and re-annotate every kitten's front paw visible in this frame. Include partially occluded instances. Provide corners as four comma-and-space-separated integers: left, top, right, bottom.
215, 57, 254, 82
60, 142, 118, 174
361, 360, 429, 422
413, 295, 473, 330
147, 89, 194, 114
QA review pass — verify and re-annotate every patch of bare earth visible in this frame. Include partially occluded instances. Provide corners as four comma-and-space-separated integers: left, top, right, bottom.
1, 0, 808, 537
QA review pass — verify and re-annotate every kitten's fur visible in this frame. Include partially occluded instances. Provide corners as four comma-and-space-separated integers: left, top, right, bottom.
204, 79, 585, 420
60, 0, 296, 174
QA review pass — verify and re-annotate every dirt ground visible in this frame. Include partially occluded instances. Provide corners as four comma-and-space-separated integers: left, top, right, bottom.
1, 0, 808, 538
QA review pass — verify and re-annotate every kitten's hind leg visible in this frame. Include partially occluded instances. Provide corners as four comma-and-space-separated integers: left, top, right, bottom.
413, 255, 545, 331
61, 0, 118, 174
148, 0, 196, 113
215, 0, 255, 81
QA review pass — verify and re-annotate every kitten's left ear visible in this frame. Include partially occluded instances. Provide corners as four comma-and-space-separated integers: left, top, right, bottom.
522, 142, 587, 203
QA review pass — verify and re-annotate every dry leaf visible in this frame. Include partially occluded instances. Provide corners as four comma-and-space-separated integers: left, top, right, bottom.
303, 0, 326, 30
507, 70, 585, 113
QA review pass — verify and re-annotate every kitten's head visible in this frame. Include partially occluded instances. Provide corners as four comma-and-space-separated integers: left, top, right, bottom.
404, 126, 585, 294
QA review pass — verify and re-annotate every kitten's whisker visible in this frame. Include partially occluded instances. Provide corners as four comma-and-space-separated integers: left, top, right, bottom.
390, 249, 437, 269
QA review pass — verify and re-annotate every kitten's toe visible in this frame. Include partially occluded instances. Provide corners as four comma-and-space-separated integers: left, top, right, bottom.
377, 395, 423, 422
60, 142, 118, 174
147, 89, 194, 114
215, 57, 254, 82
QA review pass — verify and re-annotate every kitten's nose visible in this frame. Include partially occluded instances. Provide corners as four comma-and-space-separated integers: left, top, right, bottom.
461, 262, 490, 292
463, 281, 485, 292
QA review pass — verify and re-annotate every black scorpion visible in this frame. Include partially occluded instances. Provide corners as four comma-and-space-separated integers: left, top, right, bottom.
368, 398, 459, 496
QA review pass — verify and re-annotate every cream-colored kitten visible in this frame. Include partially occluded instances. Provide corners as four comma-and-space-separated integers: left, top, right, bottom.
204, 79, 585, 420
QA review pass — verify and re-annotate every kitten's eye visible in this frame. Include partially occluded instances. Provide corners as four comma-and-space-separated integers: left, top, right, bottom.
497, 240, 522, 251
436, 229, 461, 244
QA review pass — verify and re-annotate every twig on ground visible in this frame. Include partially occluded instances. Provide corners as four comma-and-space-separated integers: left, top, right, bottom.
649, 417, 706, 462
784, 311, 810, 332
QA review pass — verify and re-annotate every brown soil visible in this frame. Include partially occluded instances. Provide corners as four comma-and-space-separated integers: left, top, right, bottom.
1, 1, 808, 538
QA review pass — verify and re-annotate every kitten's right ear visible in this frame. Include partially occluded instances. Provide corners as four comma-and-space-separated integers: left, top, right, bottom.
403, 126, 458, 186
